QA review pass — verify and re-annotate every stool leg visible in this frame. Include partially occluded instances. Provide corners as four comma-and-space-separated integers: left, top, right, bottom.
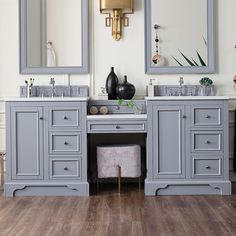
97, 178, 99, 193
138, 177, 141, 192
118, 165, 121, 194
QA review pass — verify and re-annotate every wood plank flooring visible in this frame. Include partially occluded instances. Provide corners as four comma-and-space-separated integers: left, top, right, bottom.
0, 184, 236, 236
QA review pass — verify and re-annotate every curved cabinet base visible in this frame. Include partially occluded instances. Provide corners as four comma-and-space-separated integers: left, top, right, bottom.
4, 182, 89, 197
145, 180, 231, 196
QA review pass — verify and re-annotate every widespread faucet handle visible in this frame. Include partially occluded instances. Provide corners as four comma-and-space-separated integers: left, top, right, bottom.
179, 77, 184, 86
50, 78, 55, 85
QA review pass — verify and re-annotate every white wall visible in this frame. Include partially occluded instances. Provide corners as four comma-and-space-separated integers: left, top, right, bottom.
0, 0, 236, 178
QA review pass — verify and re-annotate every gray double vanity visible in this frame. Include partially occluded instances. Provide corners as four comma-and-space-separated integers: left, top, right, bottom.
4, 89, 231, 197
5, 0, 231, 196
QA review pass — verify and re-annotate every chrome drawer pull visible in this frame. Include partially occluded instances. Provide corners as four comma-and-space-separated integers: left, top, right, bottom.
205, 115, 211, 119
64, 167, 68, 171
205, 166, 211, 169
206, 140, 211, 144
116, 125, 121, 129
64, 116, 68, 120
64, 141, 68, 145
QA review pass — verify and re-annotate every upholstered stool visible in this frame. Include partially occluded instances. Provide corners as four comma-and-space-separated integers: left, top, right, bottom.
96, 144, 141, 193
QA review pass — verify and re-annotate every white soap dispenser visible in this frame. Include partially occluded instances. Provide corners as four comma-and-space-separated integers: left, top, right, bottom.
147, 79, 155, 97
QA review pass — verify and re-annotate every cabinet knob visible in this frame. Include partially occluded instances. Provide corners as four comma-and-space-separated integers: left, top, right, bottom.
64, 116, 68, 120
64, 141, 68, 145
205, 165, 211, 169
39, 117, 43, 120
205, 115, 211, 119
64, 167, 68, 171
116, 125, 120, 129
206, 140, 211, 144
115, 106, 120, 110
182, 115, 187, 119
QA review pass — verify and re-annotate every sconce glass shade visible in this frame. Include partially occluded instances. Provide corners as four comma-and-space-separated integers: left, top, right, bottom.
100, 0, 133, 13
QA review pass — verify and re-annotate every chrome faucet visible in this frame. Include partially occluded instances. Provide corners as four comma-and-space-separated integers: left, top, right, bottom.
50, 78, 55, 97
178, 77, 184, 96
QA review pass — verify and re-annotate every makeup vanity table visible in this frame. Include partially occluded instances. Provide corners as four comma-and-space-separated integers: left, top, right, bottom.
4, 94, 231, 196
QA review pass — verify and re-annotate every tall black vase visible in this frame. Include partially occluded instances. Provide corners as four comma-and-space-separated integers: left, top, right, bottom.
116, 75, 136, 99
105, 67, 118, 100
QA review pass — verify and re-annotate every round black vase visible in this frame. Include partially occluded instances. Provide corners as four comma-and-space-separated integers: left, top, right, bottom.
116, 76, 136, 99
105, 67, 118, 100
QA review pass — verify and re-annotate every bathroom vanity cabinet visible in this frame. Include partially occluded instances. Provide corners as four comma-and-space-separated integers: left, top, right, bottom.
4, 97, 231, 196
145, 98, 231, 195
5, 99, 89, 197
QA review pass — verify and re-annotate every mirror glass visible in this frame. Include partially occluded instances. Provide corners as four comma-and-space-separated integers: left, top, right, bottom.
20, 0, 89, 74
145, 0, 214, 74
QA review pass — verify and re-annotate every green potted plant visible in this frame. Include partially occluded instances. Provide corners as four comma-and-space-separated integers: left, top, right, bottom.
199, 77, 214, 96
117, 99, 143, 114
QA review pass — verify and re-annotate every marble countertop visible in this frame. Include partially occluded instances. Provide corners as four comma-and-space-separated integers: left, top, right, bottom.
4, 97, 89, 102
87, 114, 147, 120
145, 96, 229, 100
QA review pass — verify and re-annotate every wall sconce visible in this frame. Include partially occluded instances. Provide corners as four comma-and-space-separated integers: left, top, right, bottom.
100, 0, 134, 41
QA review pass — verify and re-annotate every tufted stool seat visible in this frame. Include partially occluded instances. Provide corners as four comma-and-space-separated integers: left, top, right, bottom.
96, 144, 141, 193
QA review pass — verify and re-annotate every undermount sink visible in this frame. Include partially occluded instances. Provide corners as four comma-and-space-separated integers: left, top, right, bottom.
154, 85, 215, 96
20, 85, 88, 98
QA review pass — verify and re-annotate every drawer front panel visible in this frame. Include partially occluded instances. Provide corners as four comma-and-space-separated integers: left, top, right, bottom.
50, 108, 80, 128
50, 158, 81, 179
192, 131, 222, 152
192, 158, 222, 178
193, 107, 221, 127
88, 121, 147, 133
49, 132, 81, 154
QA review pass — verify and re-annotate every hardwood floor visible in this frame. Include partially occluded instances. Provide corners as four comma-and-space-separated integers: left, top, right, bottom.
0, 184, 236, 236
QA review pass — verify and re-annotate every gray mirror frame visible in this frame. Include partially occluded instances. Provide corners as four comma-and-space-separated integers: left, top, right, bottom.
145, 0, 214, 74
19, 0, 89, 74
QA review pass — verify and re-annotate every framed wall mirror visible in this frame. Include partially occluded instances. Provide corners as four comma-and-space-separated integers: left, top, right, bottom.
145, 0, 214, 74
19, 0, 89, 74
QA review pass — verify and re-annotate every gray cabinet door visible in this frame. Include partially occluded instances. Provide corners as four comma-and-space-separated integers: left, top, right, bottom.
152, 105, 186, 179
11, 106, 44, 180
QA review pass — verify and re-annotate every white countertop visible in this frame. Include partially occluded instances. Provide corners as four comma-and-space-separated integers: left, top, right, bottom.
4, 97, 89, 102
87, 114, 147, 120
145, 96, 229, 100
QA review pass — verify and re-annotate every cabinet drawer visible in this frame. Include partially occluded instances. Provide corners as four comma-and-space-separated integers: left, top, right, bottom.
49, 108, 80, 128
192, 158, 222, 178
49, 132, 81, 155
50, 158, 81, 179
88, 121, 147, 133
191, 131, 223, 152
192, 106, 222, 127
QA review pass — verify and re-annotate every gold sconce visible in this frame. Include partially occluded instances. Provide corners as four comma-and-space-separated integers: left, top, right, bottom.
100, 0, 134, 41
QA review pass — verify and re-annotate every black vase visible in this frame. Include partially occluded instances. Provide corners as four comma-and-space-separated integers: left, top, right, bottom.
105, 67, 118, 100
116, 75, 136, 99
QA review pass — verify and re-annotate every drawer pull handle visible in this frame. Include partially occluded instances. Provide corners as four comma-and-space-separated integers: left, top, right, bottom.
182, 115, 187, 119
115, 106, 120, 110
64, 141, 68, 145
39, 117, 43, 120
64, 116, 68, 120
205, 166, 211, 169
64, 167, 68, 171
206, 140, 211, 144
205, 115, 211, 119
116, 125, 120, 129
